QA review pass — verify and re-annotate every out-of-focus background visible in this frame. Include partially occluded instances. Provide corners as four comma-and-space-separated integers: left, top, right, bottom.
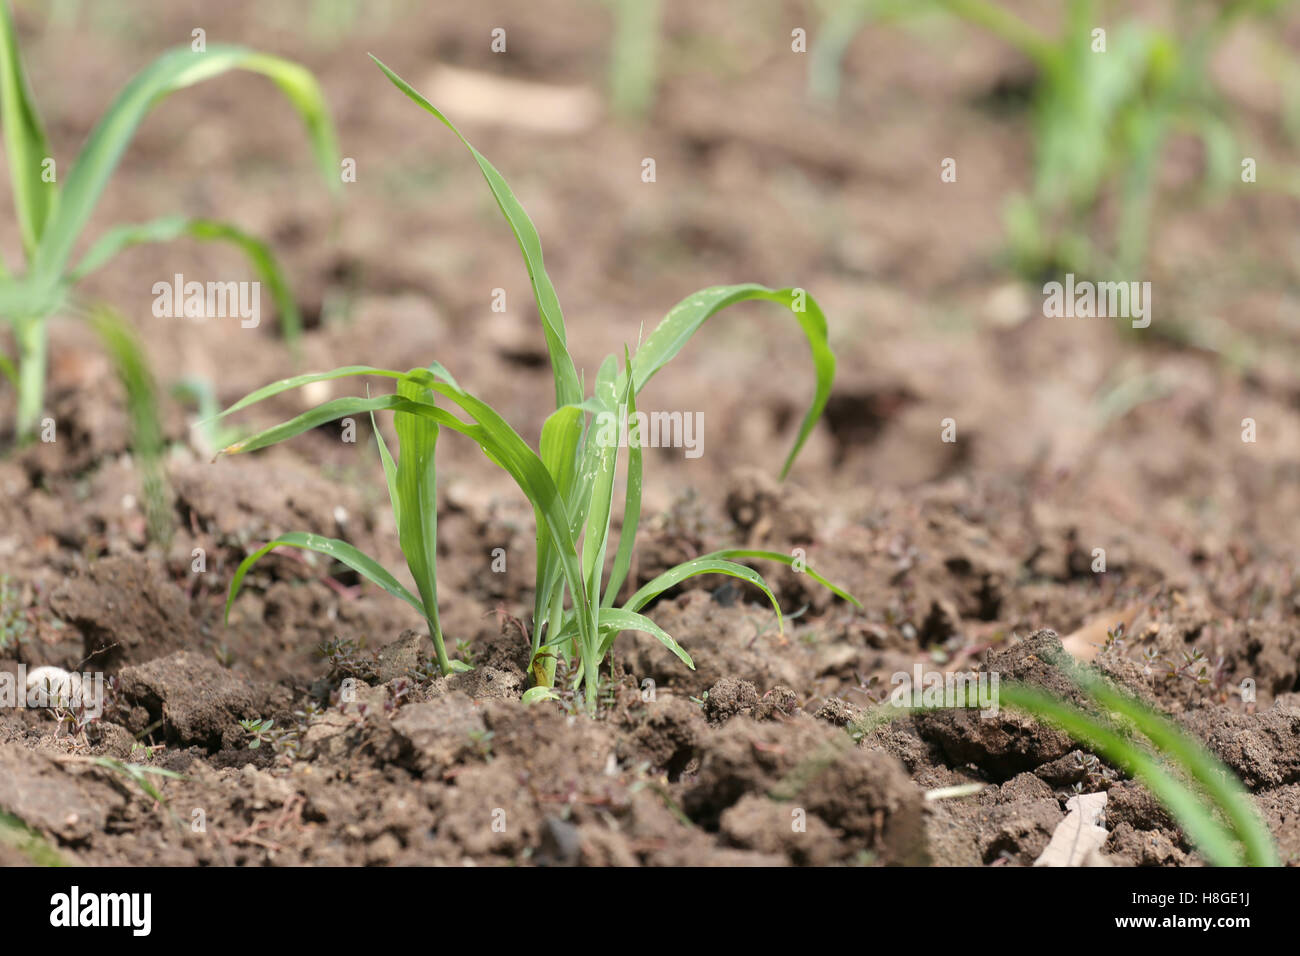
5, 0, 1300, 870
3, 0, 1299, 679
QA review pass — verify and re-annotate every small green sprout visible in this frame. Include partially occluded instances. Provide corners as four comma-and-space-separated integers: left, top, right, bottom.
239, 718, 277, 750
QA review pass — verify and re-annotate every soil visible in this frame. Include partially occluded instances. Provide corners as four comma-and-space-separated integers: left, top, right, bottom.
1, 0, 1298, 866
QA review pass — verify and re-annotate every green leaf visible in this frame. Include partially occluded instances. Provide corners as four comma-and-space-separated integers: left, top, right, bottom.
68, 216, 307, 343
580, 355, 620, 596
522, 685, 561, 705
618, 284, 837, 478
0, 0, 55, 259
207, 365, 404, 424
996, 684, 1249, 867
218, 374, 600, 689
219, 393, 407, 455
540, 405, 584, 505
603, 349, 643, 608
702, 547, 861, 607
595, 607, 693, 670
225, 531, 421, 623
623, 556, 783, 632
370, 410, 400, 527
30, 43, 338, 288
534, 403, 585, 644
1066, 669, 1278, 866
88, 307, 171, 545
370, 55, 582, 409
394, 372, 444, 661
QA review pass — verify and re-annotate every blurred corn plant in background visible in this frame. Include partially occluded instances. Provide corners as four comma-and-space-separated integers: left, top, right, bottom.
0, 0, 337, 539
604, 0, 663, 118
810, 0, 1295, 278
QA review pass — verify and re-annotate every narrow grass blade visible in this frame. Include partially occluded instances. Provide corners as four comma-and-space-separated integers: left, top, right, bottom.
618, 284, 836, 478
219, 393, 411, 455
69, 216, 306, 343
31, 44, 338, 286
370, 55, 583, 408
0, 0, 55, 258
703, 547, 860, 607
539, 405, 584, 509
996, 683, 1248, 867
535, 403, 584, 649
581, 355, 620, 595
623, 556, 783, 632
393, 373, 446, 669
206, 365, 404, 424
225, 531, 421, 623
1067, 669, 1278, 866
370, 410, 400, 527
602, 350, 642, 608
595, 607, 693, 669
88, 307, 171, 544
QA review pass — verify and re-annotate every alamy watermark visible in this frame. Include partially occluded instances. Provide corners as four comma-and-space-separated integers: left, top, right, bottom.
152, 273, 260, 328
593, 403, 703, 459
1, 664, 104, 718
1043, 273, 1151, 329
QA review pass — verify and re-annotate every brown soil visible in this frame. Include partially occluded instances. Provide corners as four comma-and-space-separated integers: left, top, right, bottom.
1, 0, 1298, 866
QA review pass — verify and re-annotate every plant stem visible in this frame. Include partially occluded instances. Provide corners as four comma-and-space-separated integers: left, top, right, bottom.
583, 645, 598, 713
15, 319, 47, 441
428, 616, 452, 675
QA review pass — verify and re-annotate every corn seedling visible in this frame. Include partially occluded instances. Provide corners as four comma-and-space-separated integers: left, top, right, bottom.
215, 56, 858, 711
0, 0, 338, 446
811, 0, 1289, 277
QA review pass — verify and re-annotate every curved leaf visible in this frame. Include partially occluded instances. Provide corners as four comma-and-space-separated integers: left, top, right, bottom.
1067, 669, 1278, 866
219, 393, 413, 455
522, 685, 561, 705
595, 607, 693, 669
31, 43, 338, 287
623, 556, 783, 632
207, 365, 404, 424
703, 547, 860, 607
996, 684, 1247, 867
68, 217, 306, 342
617, 284, 836, 479
225, 532, 420, 623
372, 55, 582, 409
0, 0, 55, 258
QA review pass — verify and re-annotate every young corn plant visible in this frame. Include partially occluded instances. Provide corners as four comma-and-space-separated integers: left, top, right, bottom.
0, 0, 338, 442
810, 0, 1286, 277
216, 56, 859, 711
